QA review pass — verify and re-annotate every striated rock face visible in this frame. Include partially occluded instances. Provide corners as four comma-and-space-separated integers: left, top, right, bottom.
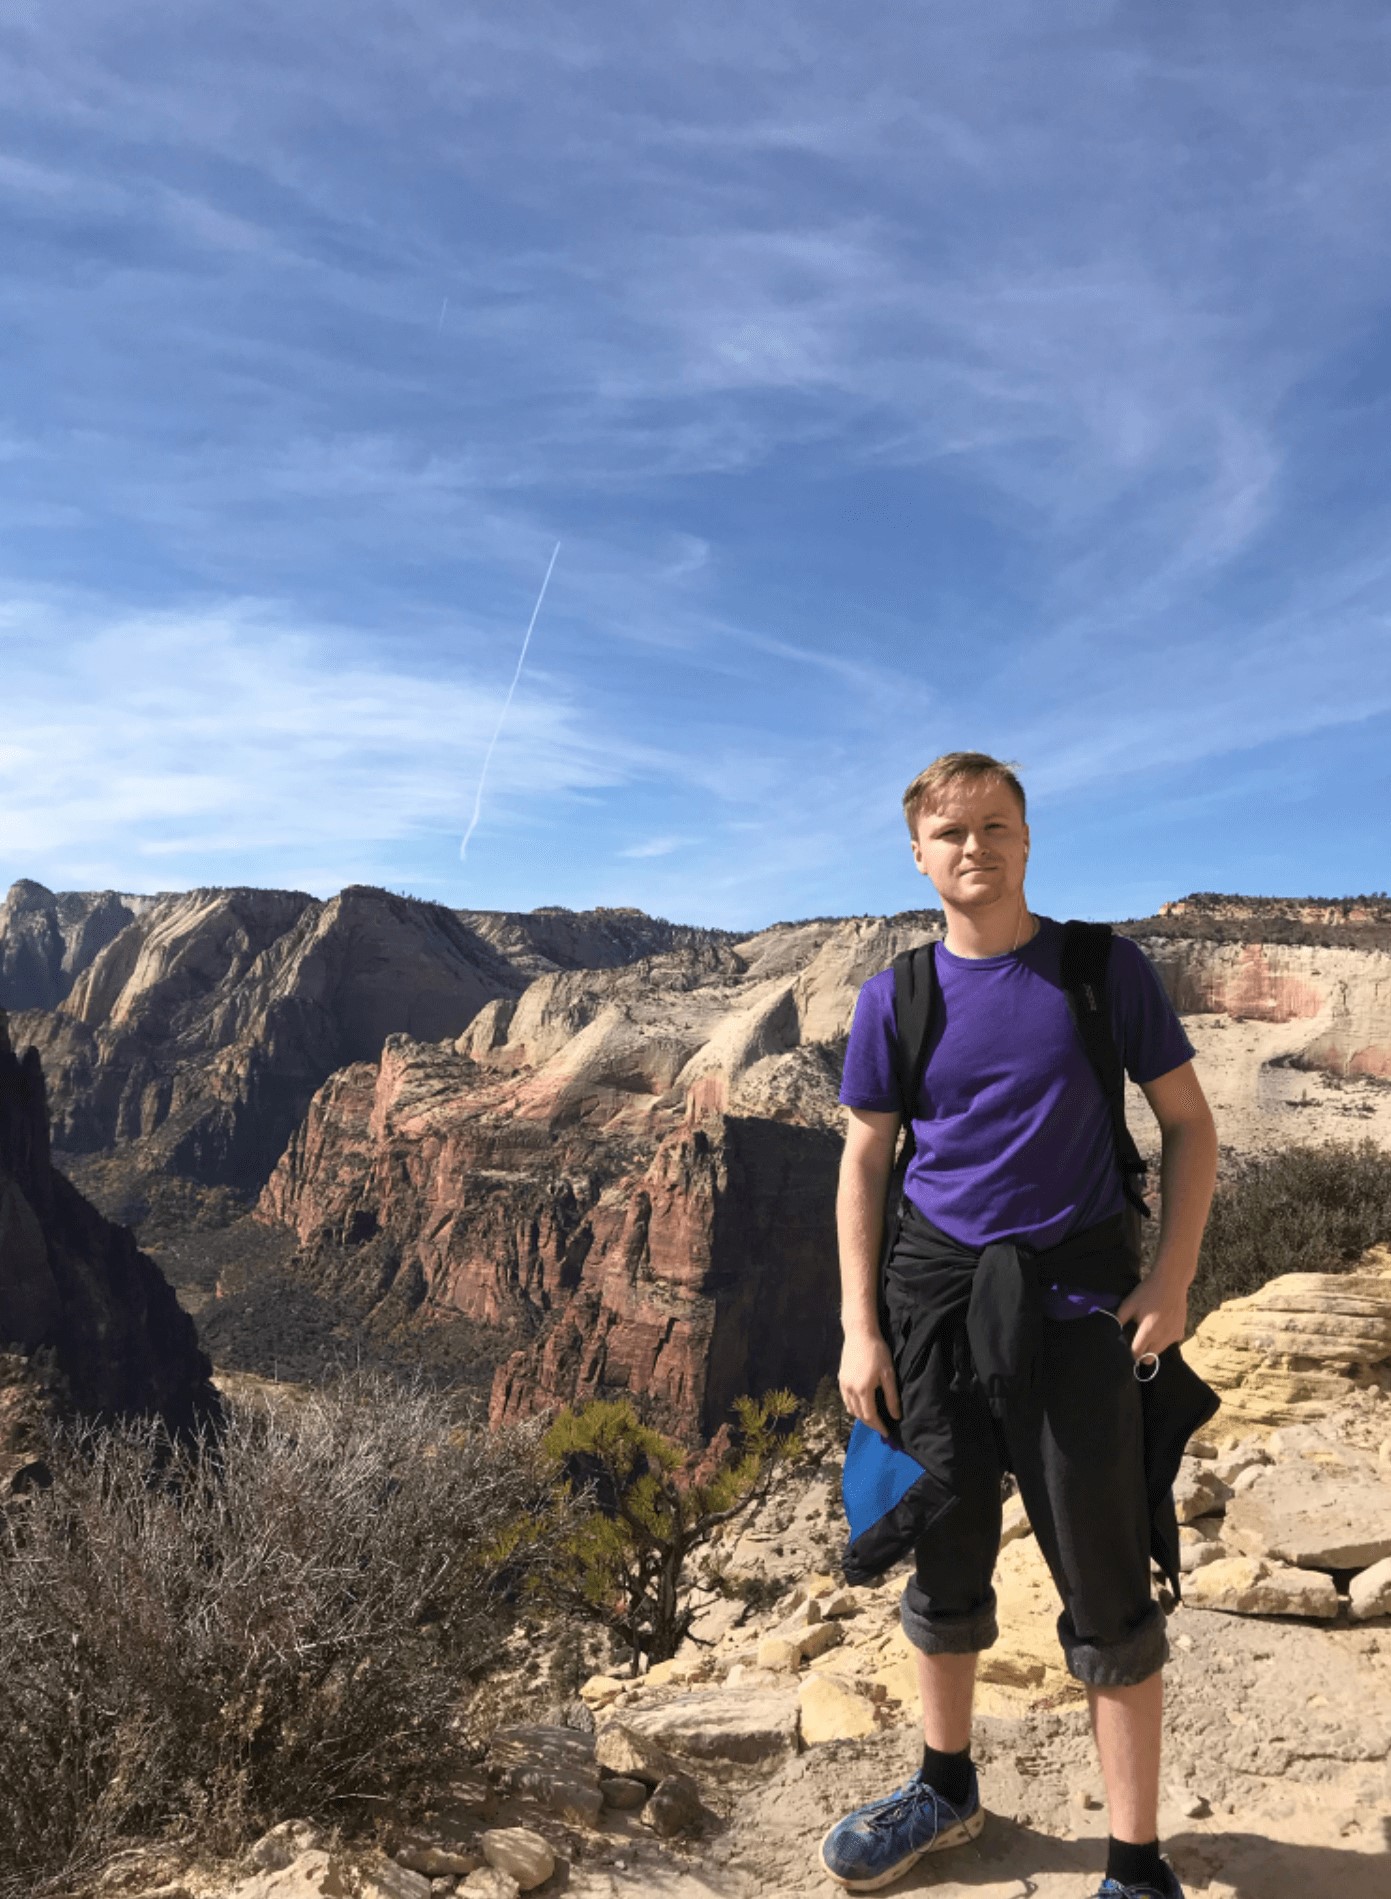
260, 1032, 842, 1438
5, 882, 528, 1190
0, 884, 751, 1197
1184, 1247, 1391, 1431
257, 914, 938, 1432
0, 1009, 217, 1452
1138, 937, 1391, 1076
0, 879, 157, 1012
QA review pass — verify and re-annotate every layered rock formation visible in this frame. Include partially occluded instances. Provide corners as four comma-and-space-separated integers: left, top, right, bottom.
257, 915, 937, 1431
1138, 935, 1391, 1076
1184, 1246, 1391, 1430
0, 1008, 217, 1470
0, 884, 749, 1199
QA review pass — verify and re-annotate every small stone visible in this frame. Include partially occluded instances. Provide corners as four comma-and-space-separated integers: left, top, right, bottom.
429, 1882, 456, 1898
1000, 1493, 1032, 1546
1170, 1786, 1210, 1819
578, 1673, 627, 1709
1072, 1789, 1103, 1811
359, 1864, 432, 1899
1213, 1441, 1272, 1488
1230, 1464, 1269, 1495
798, 1674, 878, 1745
460, 1873, 519, 1899
250, 1822, 326, 1872
1180, 1537, 1226, 1574
479, 1829, 554, 1892
1349, 1554, 1391, 1621
756, 1619, 843, 1671
360, 1864, 432, 1899
595, 1720, 681, 1787
1173, 1462, 1234, 1524
392, 1832, 479, 1879
644, 1771, 704, 1838
820, 1589, 862, 1618
600, 1776, 649, 1810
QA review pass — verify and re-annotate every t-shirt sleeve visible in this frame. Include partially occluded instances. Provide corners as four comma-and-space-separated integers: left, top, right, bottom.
1108, 934, 1197, 1085
838, 970, 902, 1112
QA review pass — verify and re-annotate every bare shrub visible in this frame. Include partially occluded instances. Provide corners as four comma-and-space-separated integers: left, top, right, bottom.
0, 1372, 562, 1894
1185, 1138, 1391, 1327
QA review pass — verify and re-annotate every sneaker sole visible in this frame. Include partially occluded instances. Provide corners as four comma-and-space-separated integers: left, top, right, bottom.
818, 1802, 984, 1891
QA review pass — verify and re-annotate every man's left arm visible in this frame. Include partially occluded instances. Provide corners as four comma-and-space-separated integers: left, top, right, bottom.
1117, 1061, 1218, 1359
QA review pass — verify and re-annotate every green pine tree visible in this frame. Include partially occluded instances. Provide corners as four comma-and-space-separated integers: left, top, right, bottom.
540, 1391, 802, 1668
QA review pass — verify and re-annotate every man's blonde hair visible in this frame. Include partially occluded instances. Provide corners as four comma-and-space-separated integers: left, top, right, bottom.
902, 752, 1027, 836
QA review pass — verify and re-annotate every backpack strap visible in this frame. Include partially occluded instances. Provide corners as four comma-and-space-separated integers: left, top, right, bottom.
891, 941, 939, 1146
1060, 920, 1150, 1218
874, 942, 940, 1292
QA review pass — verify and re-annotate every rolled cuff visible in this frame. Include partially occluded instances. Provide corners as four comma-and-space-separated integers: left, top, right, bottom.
1057, 1601, 1169, 1687
900, 1581, 999, 1656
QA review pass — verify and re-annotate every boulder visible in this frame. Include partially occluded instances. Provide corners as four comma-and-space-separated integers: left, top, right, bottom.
624, 1687, 801, 1763
643, 1771, 705, 1838
1184, 1260, 1391, 1431
1349, 1555, 1391, 1621
479, 1829, 554, 1892
1222, 1459, 1391, 1572
1182, 1555, 1339, 1619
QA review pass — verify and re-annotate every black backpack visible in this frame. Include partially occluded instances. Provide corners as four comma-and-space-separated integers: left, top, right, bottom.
881, 921, 1150, 1267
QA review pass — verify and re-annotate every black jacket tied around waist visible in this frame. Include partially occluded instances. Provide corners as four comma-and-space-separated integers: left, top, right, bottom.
842, 1200, 1220, 1594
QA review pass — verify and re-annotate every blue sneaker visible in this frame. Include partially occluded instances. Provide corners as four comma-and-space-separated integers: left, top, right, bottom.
819, 1766, 983, 1891
1091, 1862, 1185, 1898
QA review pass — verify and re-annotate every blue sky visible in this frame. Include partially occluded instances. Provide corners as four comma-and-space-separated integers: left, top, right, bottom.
2, 3, 1389, 929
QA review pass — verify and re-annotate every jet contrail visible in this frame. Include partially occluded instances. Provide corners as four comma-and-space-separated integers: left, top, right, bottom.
437, 296, 449, 332
460, 541, 561, 862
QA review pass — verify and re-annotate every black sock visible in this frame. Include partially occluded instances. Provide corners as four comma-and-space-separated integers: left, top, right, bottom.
918, 1742, 973, 1807
1106, 1837, 1164, 1890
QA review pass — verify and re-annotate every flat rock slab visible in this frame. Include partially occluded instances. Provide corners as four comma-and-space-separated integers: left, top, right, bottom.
1184, 1555, 1339, 1619
625, 1688, 800, 1763
1223, 1461, 1391, 1570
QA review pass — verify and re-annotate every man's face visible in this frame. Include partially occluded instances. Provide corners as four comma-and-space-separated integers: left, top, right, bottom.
909, 778, 1029, 911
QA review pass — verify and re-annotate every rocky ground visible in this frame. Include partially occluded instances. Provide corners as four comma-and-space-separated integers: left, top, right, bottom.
98, 1252, 1391, 1899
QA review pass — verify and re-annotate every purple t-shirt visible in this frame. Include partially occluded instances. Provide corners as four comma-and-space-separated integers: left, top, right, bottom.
838, 917, 1195, 1251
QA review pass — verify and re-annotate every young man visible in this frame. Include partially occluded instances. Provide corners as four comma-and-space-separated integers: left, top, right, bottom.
821, 753, 1218, 1899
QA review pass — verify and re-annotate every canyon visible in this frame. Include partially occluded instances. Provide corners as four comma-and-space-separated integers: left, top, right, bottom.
3, 882, 1391, 1436
0, 1003, 217, 1489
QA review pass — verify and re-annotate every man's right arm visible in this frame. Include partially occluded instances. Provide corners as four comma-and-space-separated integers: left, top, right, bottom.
836, 1106, 902, 1436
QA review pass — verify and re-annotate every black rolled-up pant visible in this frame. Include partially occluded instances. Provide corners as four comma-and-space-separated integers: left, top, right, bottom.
886, 1203, 1168, 1689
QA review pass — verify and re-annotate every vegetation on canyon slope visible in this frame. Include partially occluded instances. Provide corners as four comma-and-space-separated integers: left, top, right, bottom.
539, 1389, 804, 1667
